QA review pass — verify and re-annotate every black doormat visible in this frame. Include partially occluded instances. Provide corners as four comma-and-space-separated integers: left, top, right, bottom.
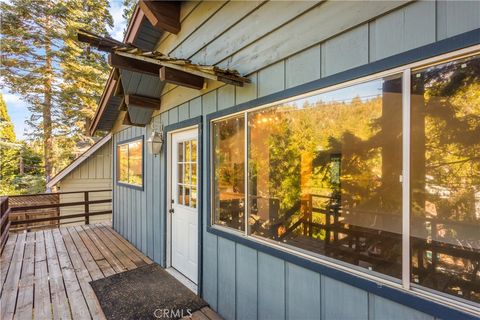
90, 264, 208, 320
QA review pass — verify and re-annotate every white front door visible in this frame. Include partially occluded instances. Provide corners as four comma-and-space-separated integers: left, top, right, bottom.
171, 129, 198, 284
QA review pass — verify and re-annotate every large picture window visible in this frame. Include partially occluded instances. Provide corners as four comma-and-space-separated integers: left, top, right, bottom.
117, 137, 143, 188
410, 54, 480, 303
210, 51, 480, 304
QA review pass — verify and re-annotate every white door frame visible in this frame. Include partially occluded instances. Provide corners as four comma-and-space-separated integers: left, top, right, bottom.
166, 124, 200, 290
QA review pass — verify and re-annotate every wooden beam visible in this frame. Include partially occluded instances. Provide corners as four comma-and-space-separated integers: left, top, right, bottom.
125, 94, 160, 110
115, 50, 251, 86
118, 97, 127, 111
160, 67, 205, 90
112, 68, 120, 80
109, 53, 160, 77
123, 111, 133, 126
139, 1, 180, 34
113, 78, 123, 96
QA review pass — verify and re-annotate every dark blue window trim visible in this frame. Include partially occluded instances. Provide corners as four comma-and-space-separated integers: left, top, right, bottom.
205, 29, 480, 320
116, 135, 145, 191
163, 116, 203, 297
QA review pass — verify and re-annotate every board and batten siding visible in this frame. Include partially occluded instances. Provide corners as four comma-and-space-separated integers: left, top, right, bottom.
58, 139, 112, 225
110, 1, 480, 319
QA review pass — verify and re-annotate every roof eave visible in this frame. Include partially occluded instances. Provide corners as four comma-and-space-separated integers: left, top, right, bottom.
89, 5, 144, 135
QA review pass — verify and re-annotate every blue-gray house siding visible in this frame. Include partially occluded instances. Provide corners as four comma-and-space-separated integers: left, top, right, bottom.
111, 1, 480, 319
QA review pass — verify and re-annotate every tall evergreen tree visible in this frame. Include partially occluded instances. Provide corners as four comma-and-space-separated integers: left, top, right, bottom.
1, 0, 66, 184
122, 0, 137, 25
60, 0, 113, 143
0, 93, 20, 188
1, 0, 113, 188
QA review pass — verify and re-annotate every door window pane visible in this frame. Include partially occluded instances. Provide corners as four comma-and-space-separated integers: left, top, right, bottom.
186, 141, 191, 162
185, 187, 190, 206
192, 140, 197, 161
178, 185, 184, 205
178, 142, 184, 162
411, 54, 480, 303
212, 115, 245, 231
191, 188, 197, 208
248, 75, 403, 278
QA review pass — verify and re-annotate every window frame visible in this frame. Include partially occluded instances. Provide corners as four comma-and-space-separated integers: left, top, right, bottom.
116, 136, 145, 190
207, 43, 480, 316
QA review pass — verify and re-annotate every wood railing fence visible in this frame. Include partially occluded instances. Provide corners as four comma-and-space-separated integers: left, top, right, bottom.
0, 189, 111, 252
1, 197, 10, 252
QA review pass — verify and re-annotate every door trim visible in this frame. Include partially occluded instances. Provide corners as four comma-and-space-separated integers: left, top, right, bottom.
164, 116, 203, 295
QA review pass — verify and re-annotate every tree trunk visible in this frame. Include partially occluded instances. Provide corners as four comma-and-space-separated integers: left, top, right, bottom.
43, 23, 54, 191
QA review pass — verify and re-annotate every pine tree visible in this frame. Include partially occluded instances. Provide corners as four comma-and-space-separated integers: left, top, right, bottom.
0, 94, 21, 194
1, 0, 66, 185
122, 0, 137, 24
60, 0, 113, 143
1, 0, 113, 188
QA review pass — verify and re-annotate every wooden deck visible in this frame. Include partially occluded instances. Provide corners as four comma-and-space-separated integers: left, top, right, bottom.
0, 223, 220, 320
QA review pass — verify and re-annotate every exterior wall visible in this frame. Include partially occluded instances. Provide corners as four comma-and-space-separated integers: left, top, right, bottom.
58, 139, 112, 225
111, 1, 480, 319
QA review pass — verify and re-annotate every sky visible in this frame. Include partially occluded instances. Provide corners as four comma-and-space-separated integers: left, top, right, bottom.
1, 0, 128, 140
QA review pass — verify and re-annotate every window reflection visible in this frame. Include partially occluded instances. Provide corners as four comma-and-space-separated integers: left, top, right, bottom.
128, 141, 143, 185
411, 54, 480, 303
117, 138, 143, 187
212, 115, 245, 230
248, 75, 403, 278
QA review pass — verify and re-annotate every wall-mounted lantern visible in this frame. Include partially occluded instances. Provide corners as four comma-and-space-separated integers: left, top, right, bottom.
148, 124, 164, 156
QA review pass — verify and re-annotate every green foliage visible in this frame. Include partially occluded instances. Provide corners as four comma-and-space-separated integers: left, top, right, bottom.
0, 94, 20, 187
60, 0, 113, 143
122, 0, 137, 26
0, 0, 113, 186
0, 95, 44, 195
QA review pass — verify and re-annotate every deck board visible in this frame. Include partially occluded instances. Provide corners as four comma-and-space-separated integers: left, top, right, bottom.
100, 222, 153, 265
0, 233, 18, 290
0, 224, 142, 319
44, 229, 72, 320
81, 225, 126, 273
59, 228, 106, 319
1, 233, 26, 320
14, 232, 35, 320
0, 224, 222, 320
33, 231, 52, 320
73, 225, 116, 278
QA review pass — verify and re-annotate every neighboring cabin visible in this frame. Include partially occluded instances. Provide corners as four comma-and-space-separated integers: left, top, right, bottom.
83, 1, 480, 320
46, 134, 112, 226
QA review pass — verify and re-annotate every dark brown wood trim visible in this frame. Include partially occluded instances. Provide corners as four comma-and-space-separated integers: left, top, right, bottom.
90, 71, 117, 135
109, 53, 161, 77
10, 210, 112, 225
114, 77, 124, 96
125, 94, 160, 110
118, 97, 127, 111
10, 199, 111, 212
159, 66, 205, 90
139, 1, 181, 34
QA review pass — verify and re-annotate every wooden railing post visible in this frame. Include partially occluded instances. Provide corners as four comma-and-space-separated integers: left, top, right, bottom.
84, 191, 90, 225
0, 197, 11, 253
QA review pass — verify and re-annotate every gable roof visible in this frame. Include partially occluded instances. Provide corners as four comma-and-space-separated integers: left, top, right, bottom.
46, 134, 112, 189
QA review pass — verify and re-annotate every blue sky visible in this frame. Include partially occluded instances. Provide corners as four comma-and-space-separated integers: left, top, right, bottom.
1, 0, 128, 140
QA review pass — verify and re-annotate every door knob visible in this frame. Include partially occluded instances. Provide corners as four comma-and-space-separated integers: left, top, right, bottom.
169, 208, 174, 214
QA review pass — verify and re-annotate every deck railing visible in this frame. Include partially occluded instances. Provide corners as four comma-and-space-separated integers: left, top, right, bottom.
0, 197, 10, 252
0, 189, 112, 251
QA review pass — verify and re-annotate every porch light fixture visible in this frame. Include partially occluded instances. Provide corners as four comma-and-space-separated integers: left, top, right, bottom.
148, 124, 164, 155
